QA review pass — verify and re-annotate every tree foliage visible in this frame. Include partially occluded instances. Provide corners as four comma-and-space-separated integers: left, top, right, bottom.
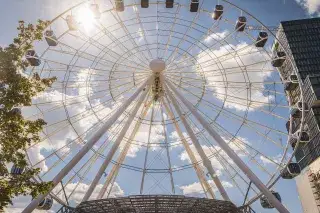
0, 20, 56, 210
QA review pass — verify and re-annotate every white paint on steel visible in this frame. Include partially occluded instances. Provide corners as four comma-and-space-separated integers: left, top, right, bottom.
166, 86, 230, 201
82, 85, 150, 201
166, 79, 290, 213
22, 78, 151, 213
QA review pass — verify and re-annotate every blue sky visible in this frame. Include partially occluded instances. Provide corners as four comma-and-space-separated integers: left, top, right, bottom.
1, 0, 320, 213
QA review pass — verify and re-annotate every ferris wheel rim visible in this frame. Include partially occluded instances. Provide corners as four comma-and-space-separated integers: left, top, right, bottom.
21, 0, 307, 210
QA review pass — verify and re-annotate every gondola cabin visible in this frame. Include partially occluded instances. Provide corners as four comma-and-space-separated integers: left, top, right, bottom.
115, 0, 124, 12
280, 163, 301, 179
255, 32, 268, 48
66, 15, 78, 31
260, 191, 281, 209
296, 131, 310, 143
141, 0, 149, 8
284, 81, 298, 91
290, 108, 301, 119
10, 108, 21, 115
297, 101, 309, 111
90, 4, 101, 19
166, 0, 174, 8
44, 30, 58, 46
36, 197, 53, 210
271, 51, 286, 67
235, 16, 246, 32
190, 0, 199, 12
212, 5, 223, 20
10, 165, 25, 175
289, 74, 298, 83
26, 50, 41, 66
290, 138, 297, 149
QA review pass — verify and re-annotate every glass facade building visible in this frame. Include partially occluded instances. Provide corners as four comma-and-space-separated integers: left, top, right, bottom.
274, 17, 320, 169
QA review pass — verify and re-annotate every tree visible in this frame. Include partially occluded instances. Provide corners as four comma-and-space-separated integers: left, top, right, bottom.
0, 20, 57, 211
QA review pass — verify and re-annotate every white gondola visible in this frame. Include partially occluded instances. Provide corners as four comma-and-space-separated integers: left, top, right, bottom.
66, 15, 78, 31
235, 16, 246, 32
141, 0, 149, 8
190, 0, 199, 12
289, 74, 298, 83
90, 4, 101, 19
296, 130, 310, 143
280, 163, 301, 179
10, 165, 25, 175
290, 108, 301, 118
166, 0, 174, 8
212, 5, 223, 20
260, 191, 281, 209
26, 50, 41, 66
284, 81, 298, 91
36, 197, 53, 210
255, 32, 268, 48
115, 0, 124, 12
44, 30, 58, 46
271, 51, 286, 67
297, 101, 309, 111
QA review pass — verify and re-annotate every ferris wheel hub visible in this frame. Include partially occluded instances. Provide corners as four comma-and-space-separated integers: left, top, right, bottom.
149, 59, 166, 73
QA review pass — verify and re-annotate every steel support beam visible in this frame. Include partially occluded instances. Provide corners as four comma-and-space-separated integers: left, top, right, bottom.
165, 90, 230, 201
22, 78, 151, 213
82, 85, 150, 201
166, 80, 289, 213
162, 99, 215, 199
97, 101, 153, 199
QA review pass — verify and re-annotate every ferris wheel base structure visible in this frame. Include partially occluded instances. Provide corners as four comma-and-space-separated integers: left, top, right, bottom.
60, 195, 241, 213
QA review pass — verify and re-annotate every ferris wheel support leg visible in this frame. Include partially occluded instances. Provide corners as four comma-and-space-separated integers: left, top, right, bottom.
165, 80, 290, 213
165, 88, 230, 201
22, 78, 151, 213
82, 85, 150, 202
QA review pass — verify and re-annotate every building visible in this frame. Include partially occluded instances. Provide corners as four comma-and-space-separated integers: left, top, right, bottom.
274, 17, 320, 168
274, 17, 320, 212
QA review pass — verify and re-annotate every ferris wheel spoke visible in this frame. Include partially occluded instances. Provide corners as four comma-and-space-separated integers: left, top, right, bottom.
166, 79, 290, 213
108, 2, 152, 63
132, 0, 154, 59
162, 97, 216, 199
58, 32, 150, 71
159, 4, 181, 60
160, 100, 175, 194
166, 77, 289, 110
191, 100, 286, 149
168, 32, 265, 71
97, 99, 153, 199
165, 1, 237, 67
188, 115, 282, 180
139, 105, 154, 195
164, 7, 203, 67
166, 90, 230, 200
94, 21, 150, 68
31, 111, 127, 181
82, 86, 150, 201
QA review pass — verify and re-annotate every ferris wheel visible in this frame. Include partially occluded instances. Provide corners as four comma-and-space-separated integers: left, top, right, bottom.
17, 0, 307, 212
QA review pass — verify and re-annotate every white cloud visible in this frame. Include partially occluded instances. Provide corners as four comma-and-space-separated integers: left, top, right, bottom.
296, 0, 320, 15
53, 182, 124, 203
204, 31, 229, 43
259, 154, 282, 166
197, 42, 273, 111
179, 137, 250, 174
179, 180, 233, 196
4, 195, 55, 213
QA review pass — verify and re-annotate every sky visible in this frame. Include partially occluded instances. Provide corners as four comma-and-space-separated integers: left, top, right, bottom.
1, 0, 320, 213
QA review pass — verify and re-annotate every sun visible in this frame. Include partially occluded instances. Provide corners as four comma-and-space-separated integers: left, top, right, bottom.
76, 5, 96, 32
